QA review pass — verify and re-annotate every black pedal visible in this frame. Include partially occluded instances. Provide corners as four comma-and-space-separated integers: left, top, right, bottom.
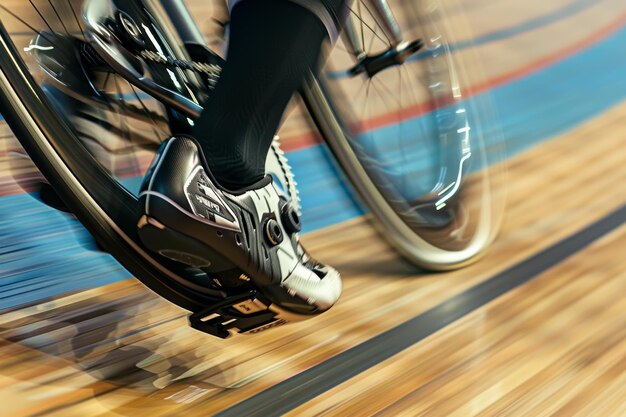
189, 291, 286, 338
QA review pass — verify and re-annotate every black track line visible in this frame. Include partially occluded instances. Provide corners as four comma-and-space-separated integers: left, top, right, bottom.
216, 204, 626, 417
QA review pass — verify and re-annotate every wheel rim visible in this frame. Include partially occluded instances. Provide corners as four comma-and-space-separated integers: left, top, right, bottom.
315, 0, 505, 266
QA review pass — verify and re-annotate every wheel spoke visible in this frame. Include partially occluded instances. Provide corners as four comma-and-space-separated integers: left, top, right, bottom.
46, 0, 70, 36
28, 0, 54, 34
101, 71, 112, 92
0, 5, 68, 56
362, 78, 372, 124
347, 3, 390, 48
67, 0, 86, 39
113, 75, 132, 144
128, 81, 168, 140
367, 25, 379, 52
359, 0, 392, 46
357, 1, 365, 53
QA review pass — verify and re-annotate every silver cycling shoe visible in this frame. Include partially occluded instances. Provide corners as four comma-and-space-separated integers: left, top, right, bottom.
137, 136, 341, 336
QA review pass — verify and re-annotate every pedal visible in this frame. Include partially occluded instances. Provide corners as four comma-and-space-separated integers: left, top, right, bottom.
189, 291, 286, 338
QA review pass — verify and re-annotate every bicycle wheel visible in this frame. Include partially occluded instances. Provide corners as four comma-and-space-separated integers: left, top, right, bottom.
303, 0, 506, 270
0, 0, 299, 313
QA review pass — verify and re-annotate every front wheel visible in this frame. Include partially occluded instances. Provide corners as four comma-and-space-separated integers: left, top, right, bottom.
304, 0, 506, 270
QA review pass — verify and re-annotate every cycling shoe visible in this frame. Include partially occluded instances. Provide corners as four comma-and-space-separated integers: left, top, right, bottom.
137, 136, 341, 333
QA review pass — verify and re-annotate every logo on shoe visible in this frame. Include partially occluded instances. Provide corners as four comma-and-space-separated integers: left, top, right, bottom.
195, 194, 223, 216
184, 166, 239, 229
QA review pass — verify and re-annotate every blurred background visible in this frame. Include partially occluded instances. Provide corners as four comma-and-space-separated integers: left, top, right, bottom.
1, 0, 625, 415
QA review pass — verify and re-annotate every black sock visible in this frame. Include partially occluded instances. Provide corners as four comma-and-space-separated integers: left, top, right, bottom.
192, 0, 329, 190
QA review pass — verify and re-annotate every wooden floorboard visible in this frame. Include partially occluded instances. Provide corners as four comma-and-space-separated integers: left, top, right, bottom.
287, 227, 626, 416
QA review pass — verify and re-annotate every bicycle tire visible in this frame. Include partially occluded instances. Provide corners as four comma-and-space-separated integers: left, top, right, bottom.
302, 0, 506, 270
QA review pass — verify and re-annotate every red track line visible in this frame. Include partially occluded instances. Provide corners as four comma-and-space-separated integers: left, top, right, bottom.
280, 11, 626, 153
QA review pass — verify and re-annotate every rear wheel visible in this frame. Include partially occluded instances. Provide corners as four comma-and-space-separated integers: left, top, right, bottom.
304, 0, 506, 269
0, 0, 299, 312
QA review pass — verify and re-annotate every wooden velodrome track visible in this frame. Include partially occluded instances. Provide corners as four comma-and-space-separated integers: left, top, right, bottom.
1, 0, 626, 416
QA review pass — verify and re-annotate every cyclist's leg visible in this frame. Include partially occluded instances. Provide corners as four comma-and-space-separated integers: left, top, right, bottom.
192, 0, 347, 189
138, 0, 347, 315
